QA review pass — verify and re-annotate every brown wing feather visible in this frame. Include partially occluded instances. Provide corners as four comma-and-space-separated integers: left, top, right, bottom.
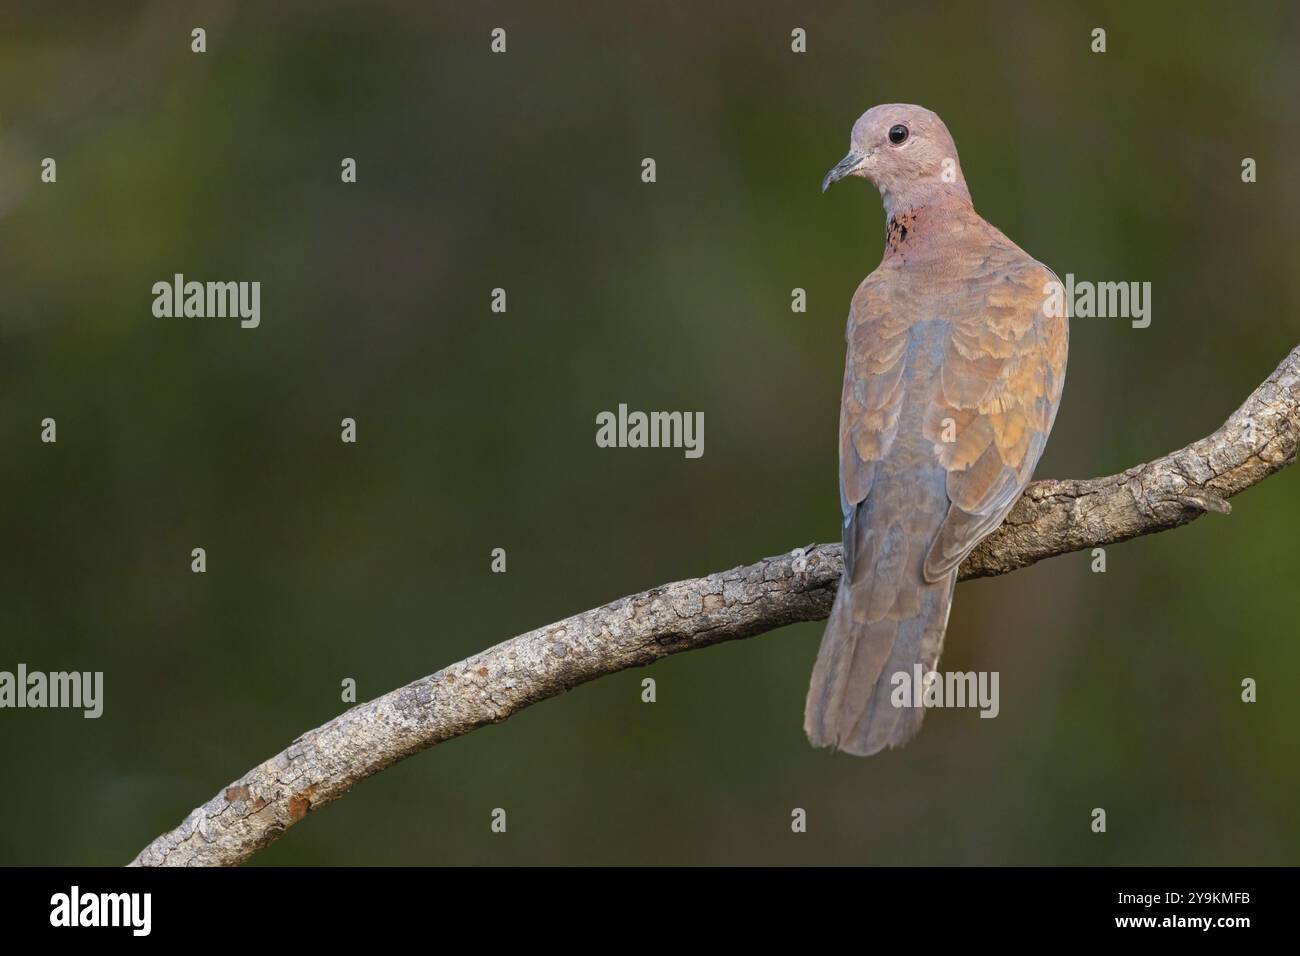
922, 259, 1068, 581
837, 279, 910, 583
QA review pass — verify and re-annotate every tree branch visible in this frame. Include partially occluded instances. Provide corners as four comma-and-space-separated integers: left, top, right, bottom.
130, 344, 1300, 867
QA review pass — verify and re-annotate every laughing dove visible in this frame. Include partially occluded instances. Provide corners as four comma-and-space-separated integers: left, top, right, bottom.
807, 104, 1068, 756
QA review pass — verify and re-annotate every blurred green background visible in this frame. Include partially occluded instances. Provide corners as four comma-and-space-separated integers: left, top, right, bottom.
1, 0, 1297, 865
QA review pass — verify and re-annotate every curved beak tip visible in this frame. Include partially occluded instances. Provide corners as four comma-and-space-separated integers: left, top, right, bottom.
822, 151, 864, 194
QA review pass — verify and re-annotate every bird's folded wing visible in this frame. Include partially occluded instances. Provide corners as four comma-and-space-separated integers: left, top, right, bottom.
922, 260, 1068, 582
837, 279, 911, 584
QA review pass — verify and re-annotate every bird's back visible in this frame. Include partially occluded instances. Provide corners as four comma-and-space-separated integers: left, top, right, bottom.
806, 198, 1067, 755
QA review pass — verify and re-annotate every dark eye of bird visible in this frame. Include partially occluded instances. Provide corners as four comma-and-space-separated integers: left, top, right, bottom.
888, 124, 909, 145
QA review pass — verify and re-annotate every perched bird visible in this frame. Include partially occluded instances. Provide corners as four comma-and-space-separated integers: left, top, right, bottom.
807, 105, 1068, 756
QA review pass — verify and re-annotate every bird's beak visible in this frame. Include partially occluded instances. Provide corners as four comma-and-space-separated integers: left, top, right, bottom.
822, 151, 865, 193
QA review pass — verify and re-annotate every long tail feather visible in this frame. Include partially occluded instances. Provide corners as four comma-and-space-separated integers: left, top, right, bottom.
804, 567, 956, 755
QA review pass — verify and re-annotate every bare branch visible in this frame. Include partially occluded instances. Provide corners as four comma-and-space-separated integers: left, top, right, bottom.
130, 344, 1300, 867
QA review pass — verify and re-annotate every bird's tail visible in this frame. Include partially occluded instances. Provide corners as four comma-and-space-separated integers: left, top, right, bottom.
803, 567, 956, 755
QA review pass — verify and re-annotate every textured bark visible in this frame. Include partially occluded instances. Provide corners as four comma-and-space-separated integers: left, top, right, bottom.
131, 345, 1300, 867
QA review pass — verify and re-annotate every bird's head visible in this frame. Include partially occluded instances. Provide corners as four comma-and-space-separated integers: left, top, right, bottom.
822, 104, 970, 216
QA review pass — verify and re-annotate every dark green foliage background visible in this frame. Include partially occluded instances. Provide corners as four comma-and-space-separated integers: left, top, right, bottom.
1, 0, 1296, 864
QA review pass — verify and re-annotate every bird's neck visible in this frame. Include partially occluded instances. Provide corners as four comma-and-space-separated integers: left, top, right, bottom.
882, 185, 975, 256
882, 178, 972, 220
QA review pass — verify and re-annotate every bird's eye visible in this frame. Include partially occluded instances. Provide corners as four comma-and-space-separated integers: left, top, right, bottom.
888, 124, 909, 145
